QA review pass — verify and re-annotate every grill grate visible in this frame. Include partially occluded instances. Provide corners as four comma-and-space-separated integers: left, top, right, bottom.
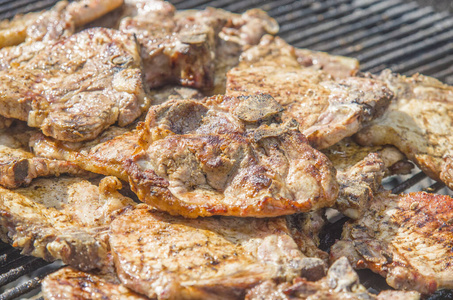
0, 0, 452, 299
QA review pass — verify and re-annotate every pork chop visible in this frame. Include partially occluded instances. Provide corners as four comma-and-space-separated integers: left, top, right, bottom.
0, 0, 123, 48
226, 36, 392, 149
125, 95, 339, 217
0, 27, 149, 142
330, 191, 453, 294
355, 70, 453, 190
0, 176, 135, 270
109, 204, 327, 299
0, 122, 87, 188
245, 257, 421, 300
119, 0, 278, 90
29, 85, 205, 180
42, 267, 147, 300
323, 138, 412, 219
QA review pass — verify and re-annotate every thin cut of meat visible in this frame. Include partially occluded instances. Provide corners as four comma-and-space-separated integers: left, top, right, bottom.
119, 0, 278, 90
0, 122, 87, 188
0, 0, 123, 48
30, 127, 140, 182
125, 95, 339, 217
0, 28, 150, 142
330, 191, 453, 294
227, 36, 393, 149
29, 85, 204, 181
0, 176, 135, 270
42, 267, 147, 300
109, 204, 327, 299
323, 138, 412, 219
355, 70, 453, 190
245, 257, 421, 300
239, 35, 359, 79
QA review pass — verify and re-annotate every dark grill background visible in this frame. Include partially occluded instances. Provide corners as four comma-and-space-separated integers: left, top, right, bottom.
0, 0, 452, 299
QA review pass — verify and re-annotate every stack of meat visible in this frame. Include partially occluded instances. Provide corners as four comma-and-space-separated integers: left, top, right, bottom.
0, 0, 452, 299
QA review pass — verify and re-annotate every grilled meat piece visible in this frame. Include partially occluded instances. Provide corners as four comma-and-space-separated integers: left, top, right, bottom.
42, 267, 147, 300
0, 28, 149, 142
323, 138, 412, 219
109, 204, 327, 299
227, 36, 392, 149
119, 0, 278, 90
0, 123, 87, 188
31, 127, 140, 182
245, 257, 420, 300
125, 95, 339, 217
355, 70, 453, 189
0, 176, 135, 270
0, 0, 123, 48
239, 35, 358, 79
29, 85, 204, 180
330, 191, 453, 294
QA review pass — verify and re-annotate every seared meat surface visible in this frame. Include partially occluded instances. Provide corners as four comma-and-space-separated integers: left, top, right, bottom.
0, 0, 123, 48
109, 204, 326, 299
227, 36, 393, 149
355, 70, 453, 190
245, 257, 420, 300
330, 192, 453, 294
0, 28, 149, 142
42, 267, 147, 300
31, 127, 139, 182
0, 122, 87, 188
125, 95, 339, 217
119, 0, 278, 90
323, 138, 412, 219
0, 176, 135, 270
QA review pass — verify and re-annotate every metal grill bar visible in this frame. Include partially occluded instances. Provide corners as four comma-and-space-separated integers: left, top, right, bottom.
293, 1, 412, 49
0, 0, 56, 19
0, 257, 48, 287
392, 43, 453, 74
391, 172, 427, 194
362, 28, 453, 73
306, 3, 420, 52
335, 11, 446, 56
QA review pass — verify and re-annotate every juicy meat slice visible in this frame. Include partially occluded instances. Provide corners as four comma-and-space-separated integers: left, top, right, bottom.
42, 267, 147, 300
0, 28, 149, 142
0, 176, 135, 270
119, 0, 278, 90
245, 257, 420, 300
31, 127, 140, 182
125, 95, 339, 217
355, 70, 453, 190
227, 36, 392, 149
109, 205, 326, 299
239, 35, 359, 79
0, 122, 87, 188
323, 138, 412, 219
0, 0, 123, 48
330, 191, 453, 294
29, 85, 205, 181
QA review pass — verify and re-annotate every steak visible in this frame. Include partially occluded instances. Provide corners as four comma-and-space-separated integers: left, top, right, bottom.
355, 70, 453, 190
330, 191, 453, 294
0, 28, 149, 142
0, 122, 87, 188
109, 204, 326, 299
226, 36, 393, 149
42, 267, 147, 300
0, 176, 135, 270
245, 257, 420, 300
125, 95, 339, 217
119, 0, 278, 90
